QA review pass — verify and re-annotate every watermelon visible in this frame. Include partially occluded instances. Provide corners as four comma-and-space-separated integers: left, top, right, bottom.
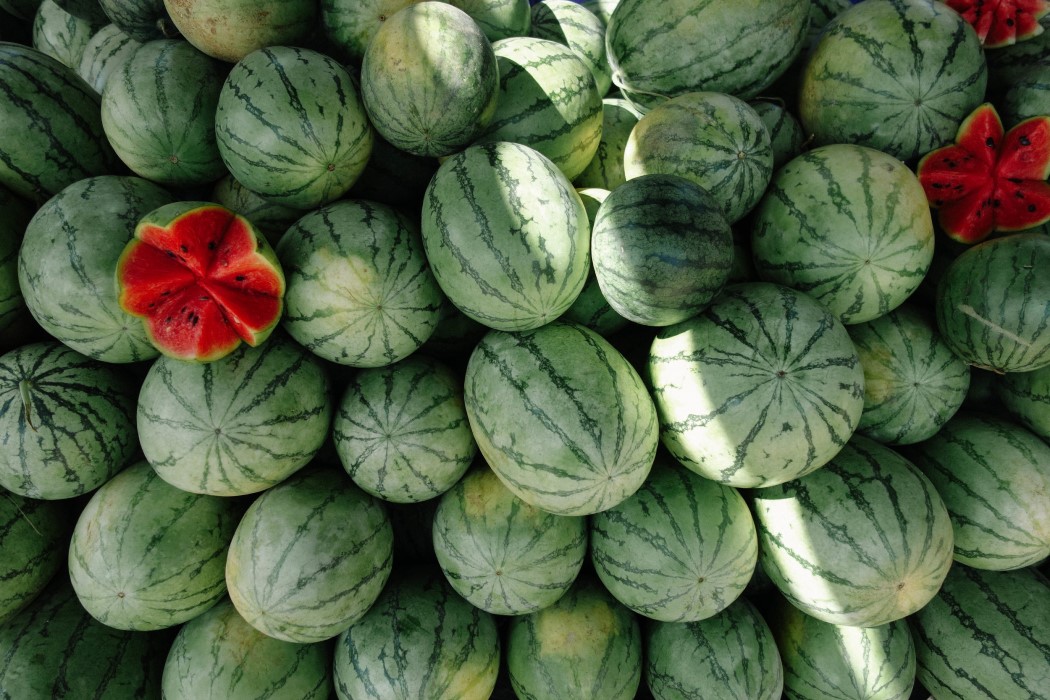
474, 36, 603, 181
648, 282, 865, 489
420, 141, 590, 332
799, 0, 988, 162
1001, 63, 1050, 127
506, 574, 641, 700
445, 0, 531, 41
751, 144, 935, 325
997, 361, 1050, 439
903, 412, 1050, 570
464, 320, 658, 516
68, 459, 241, 630
320, 0, 422, 63
209, 173, 302, 247
574, 97, 642, 191
31, 0, 103, 69
0, 341, 138, 500
847, 303, 971, 445
0, 184, 30, 347
580, 0, 617, 25
137, 332, 332, 497
344, 133, 439, 213
225, 467, 394, 644
360, 1, 499, 158
76, 22, 140, 93
277, 198, 444, 367
431, 463, 587, 615
214, 45, 373, 210
910, 563, 1050, 699
624, 91, 774, 224
333, 570, 500, 700
99, 0, 175, 42
0, 42, 119, 203
752, 435, 955, 628
767, 598, 917, 700
101, 38, 228, 187
116, 201, 286, 363
749, 99, 805, 171
606, 0, 810, 108
0, 491, 70, 623
161, 0, 316, 62
947, 0, 1050, 47
935, 232, 1050, 373
590, 455, 758, 623
161, 598, 332, 700
530, 0, 611, 96
0, 578, 166, 699
645, 597, 783, 700
333, 354, 476, 503
590, 173, 733, 327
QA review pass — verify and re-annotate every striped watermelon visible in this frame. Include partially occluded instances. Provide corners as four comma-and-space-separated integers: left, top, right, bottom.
847, 303, 970, 445
0, 341, 138, 500
645, 597, 783, 700
507, 574, 641, 700
333, 354, 476, 503
431, 463, 587, 615
162, 0, 316, 63
333, 571, 500, 700
752, 144, 935, 326
209, 173, 302, 247
904, 412, 1050, 570
589, 455, 758, 623
574, 97, 642, 190
277, 198, 444, 367
752, 435, 955, 628
319, 0, 422, 63
18, 175, 173, 363
420, 141, 590, 332
98, 0, 174, 42
0, 42, 119, 203
530, 0, 611, 96
910, 564, 1050, 699
648, 282, 865, 489
137, 332, 332, 497
0, 578, 165, 699
474, 36, 603, 181
76, 22, 139, 93
31, 0, 103, 69
1002, 66, 1050, 127
997, 362, 1050, 439
225, 467, 394, 644
0, 491, 69, 623
360, 1, 499, 157
606, 0, 810, 107
767, 598, 917, 700
799, 0, 988, 162
936, 232, 1050, 373
68, 460, 241, 630
445, 0, 531, 41
101, 38, 228, 187
215, 46, 373, 210
749, 99, 805, 171
464, 320, 658, 516
580, 0, 617, 25
161, 598, 332, 700
624, 91, 773, 224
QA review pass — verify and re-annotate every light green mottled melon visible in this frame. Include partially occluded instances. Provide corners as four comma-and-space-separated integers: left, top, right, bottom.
76, 22, 140, 93
574, 97, 642, 190
530, 0, 610, 95
320, 0, 422, 63
997, 363, 1050, 440
162, 0, 316, 63
749, 99, 805, 170
32, 0, 103, 69
580, 0, 617, 26
445, 0, 530, 41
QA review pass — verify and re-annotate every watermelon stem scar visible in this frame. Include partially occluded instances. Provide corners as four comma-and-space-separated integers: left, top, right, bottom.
116, 202, 285, 363
17, 379, 36, 431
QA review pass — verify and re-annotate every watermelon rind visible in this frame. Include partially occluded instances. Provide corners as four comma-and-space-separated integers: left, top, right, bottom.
997, 362, 1050, 440
445, 0, 531, 42
0, 491, 69, 623
75, 22, 140, 94
530, 0, 611, 96
319, 0, 422, 64
573, 97, 642, 191
31, 0, 103, 69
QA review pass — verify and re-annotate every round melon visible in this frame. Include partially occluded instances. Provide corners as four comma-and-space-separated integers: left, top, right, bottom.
574, 97, 642, 190
530, 0, 610, 95
320, 0, 422, 63
98, 0, 174, 42
997, 362, 1050, 440
76, 22, 140, 93
445, 0, 530, 41
31, 0, 103, 69
162, 0, 316, 62
0, 492, 70, 623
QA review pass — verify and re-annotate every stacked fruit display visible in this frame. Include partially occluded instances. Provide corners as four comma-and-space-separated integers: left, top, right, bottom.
2, 0, 1049, 698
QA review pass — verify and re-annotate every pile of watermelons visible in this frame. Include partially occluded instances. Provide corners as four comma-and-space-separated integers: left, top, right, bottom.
1, 0, 1049, 697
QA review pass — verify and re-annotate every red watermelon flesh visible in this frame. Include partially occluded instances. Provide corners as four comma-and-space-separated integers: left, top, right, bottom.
917, 103, 1050, 243
947, 0, 1050, 48
117, 202, 285, 362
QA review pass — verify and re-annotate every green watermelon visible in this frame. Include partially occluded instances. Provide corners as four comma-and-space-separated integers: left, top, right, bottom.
333, 354, 476, 503
215, 45, 373, 210
420, 141, 590, 332
68, 460, 241, 630
910, 564, 1050, 699
0, 341, 138, 500
101, 38, 228, 187
648, 282, 865, 488
161, 598, 332, 700
137, 332, 332, 496
645, 597, 783, 700
98, 0, 175, 42
31, 0, 103, 69
319, 0, 422, 63
75, 22, 139, 93
752, 435, 955, 628
161, 0, 316, 63
530, 0, 611, 95
0, 491, 70, 623
749, 99, 805, 171
573, 97, 642, 190
751, 144, 935, 325
464, 320, 658, 516
276, 198, 444, 367
0, 184, 30, 348
225, 467, 393, 644
445, 0, 530, 41
799, 0, 988, 162
590, 455, 758, 623
344, 132, 439, 213
431, 463, 587, 615
333, 571, 500, 700
209, 173, 302, 247
997, 362, 1050, 439
904, 412, 1050, 570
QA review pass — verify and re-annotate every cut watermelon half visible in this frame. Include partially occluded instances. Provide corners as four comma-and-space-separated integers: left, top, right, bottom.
917, 103, 1050, 244
946, 0, 1050, 47
117, 202, 285, 362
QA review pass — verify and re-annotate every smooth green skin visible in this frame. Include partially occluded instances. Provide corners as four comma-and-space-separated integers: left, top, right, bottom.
162, 0, 316, 62
750, 100, 805, 171
320, 0, 422, 63
575, 98, 642, 190
1002, 66, 1050, 127
531, 0, 611, 96
32, 0, 104, 69
0, 341, 138, 500
99, 0, 173, 42
76, 22, 140, 94
0, 492, 70, 624
210, 173, 301, 247
0, 185, 30, 339
645, 598, 783, 700
997, 362, 1050, 440
162, 599, 332, 700
446, 0, 530, 41
101, 39, 227, 186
